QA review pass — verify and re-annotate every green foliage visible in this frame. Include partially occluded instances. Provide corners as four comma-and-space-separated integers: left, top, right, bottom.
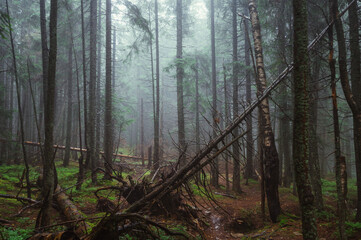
0, 226, 32, 240
0, 11, 10, 39
316, 210, 336, 221
345, 221, 361, 237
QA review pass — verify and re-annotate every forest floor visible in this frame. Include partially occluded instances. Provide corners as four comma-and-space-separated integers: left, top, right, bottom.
0, 159, 361, 239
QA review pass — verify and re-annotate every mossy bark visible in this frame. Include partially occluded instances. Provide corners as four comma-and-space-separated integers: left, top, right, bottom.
293, 0, 318, 238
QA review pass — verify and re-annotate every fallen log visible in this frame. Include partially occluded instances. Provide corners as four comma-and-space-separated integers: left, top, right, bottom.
0, 138, 146, 161
54, 185, 90, 236
26, 231, 79, 240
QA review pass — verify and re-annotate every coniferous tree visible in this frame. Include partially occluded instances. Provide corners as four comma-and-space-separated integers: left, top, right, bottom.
176, 0, 186, 166
293, 0, 318, 238
104, 0, 113, 179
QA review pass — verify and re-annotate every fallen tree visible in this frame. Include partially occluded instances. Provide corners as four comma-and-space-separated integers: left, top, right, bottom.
82, 6, 353, 237
53, 185, 90, 236
0, 139, 145, 160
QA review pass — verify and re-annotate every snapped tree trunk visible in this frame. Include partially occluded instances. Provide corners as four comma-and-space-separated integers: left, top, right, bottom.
248, 0, 280, 222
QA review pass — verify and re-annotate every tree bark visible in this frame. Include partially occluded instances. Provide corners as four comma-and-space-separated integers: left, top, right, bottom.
141, 98, 144, 166
54, 185, 90, 236
176, 0, 186, 166
248, 0, 280, 222
223, 63, 230, 192
232, 0, 241, 194
64, 33, 73, 167
244, 5, 253, 183
210, 0, 218, 188
104, 0, 113, 179
6, 0, 31, 199
39, 0, 58, 227
347, 0, 361, 220
293, 0, 318, 238
89, 0, 98, 183
40, 0, 48, 135
329, 1, 347, 237
81, 0, 89, 168
95, 0, 102, 171
153, 0, 160, 170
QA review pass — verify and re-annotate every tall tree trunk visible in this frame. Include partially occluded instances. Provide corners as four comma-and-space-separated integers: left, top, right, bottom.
210, 0, 218, 188
72, 33, 84, 191
329, 1, 347, 237
104, 0, 113, 179
81, 0, 89, 167
39, 0, 58, 227
153, 0, 160, 170
89, 0, 98, 183
40, 0, 48, 136
176, 0, 186, 166
6, 0, 31, 199
141, 98, 144, 166
223, 63, 230, 192
244, 6, 253, 183
95, 0, 102, 171
258, 107, 265, 219
248, 0, 280, 222
232, 0, 241, 194
64, 34, 73, 167
292, 0, 318, 238
347, 0, 361, 220
308, 61, 323, 211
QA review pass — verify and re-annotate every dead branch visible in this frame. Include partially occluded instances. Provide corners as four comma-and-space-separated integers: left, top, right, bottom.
0, 194, 37, 204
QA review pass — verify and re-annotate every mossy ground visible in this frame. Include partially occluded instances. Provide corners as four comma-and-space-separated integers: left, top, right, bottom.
0, 160, 360, 239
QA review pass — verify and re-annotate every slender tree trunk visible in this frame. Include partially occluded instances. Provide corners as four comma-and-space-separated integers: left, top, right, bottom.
244, 7, 253, 183
40, 0, 48, 136
293, 0, 318, 238
148, 146, 152, 169
258, 108, 265, 220
308, 61, 323, 211
95, 0, 102, 170
153, 0, 160, 170
329, 1, 347, 237
89, 0, 98, 183
347, 0, 361, 221
104, 0, 113, 179
232, 0, 241, 194
81, 0, 89, 168
72, 34, 84, 191
141, 98, 144, 166
176, 0, 186, 166
64, 34, 73, 167
6, 0, 31, 199
223, 63, 230, 192
248, 0, 280, 221
39, 0, 58, 227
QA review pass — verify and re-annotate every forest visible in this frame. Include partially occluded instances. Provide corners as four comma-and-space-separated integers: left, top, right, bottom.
0, 0, 360, 239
